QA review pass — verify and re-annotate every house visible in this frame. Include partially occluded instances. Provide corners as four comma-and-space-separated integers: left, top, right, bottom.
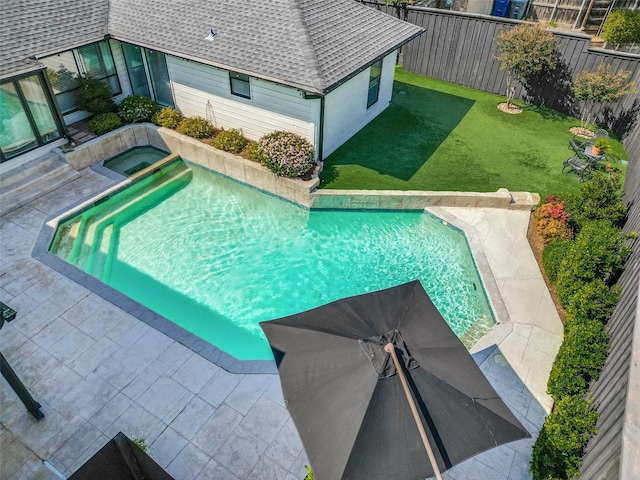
0, 0, 423, 168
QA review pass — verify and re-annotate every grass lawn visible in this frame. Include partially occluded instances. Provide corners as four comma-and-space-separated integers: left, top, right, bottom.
320, 67, 627, 200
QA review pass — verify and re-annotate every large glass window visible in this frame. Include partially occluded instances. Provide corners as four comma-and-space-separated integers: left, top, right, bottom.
145, 50, 174, 107
230, 72, 251, 99
121, 44, 151, 97
41, 41, 121, 115
367, 60, 383, 109
0, 73, 63, 161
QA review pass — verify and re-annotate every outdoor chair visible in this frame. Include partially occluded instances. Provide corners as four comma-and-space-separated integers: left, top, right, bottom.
569, 137, 591, 154
562, 155, 592, 182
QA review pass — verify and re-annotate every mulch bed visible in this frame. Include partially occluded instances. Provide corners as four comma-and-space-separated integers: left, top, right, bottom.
526, 214, 566, 323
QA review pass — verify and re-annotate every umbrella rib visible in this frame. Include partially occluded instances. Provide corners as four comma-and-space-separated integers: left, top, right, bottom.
385, 343, 443, 480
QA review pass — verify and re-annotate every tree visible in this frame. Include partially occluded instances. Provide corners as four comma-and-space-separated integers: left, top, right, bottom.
601, 9, 640, 47
494, 24, 558, 108
573, 63, 637, 130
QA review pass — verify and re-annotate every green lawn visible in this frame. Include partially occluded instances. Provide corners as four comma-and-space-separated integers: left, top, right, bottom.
320, 67, 627, 200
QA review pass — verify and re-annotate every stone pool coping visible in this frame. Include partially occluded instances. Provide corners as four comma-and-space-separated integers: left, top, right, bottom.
38, 123, 532, 373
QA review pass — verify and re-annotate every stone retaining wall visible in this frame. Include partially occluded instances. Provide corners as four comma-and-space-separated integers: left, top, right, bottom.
55, 123, 540, 210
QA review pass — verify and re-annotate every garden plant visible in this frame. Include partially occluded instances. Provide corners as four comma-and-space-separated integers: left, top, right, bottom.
494, 24, 558, 109
258, 131, 315, 178
573, 64, 637, 131
530, 171, 633, 479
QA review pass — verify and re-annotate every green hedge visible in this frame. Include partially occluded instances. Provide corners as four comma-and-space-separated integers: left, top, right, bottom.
564, 172, 626, 230
601, 9, 640, 45
87, 112, 122, 136
564, 280, 620, 324
531, 396, 598, 480
152, 107, 183, 129
213, 129, 248, 153
542, 239, 571, 285
177, 116, 217, 139
555, 220, 631, 307
547, 317, 608, 401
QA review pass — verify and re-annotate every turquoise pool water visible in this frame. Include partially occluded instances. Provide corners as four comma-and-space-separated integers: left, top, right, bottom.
103, 146, 169, 176
50, 160, 494, 360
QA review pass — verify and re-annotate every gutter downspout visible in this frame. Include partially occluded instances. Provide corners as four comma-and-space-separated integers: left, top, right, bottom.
304, 92, 325, 162
318, 96, 325, 163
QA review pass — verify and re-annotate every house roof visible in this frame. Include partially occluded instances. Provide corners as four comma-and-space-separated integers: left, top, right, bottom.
0, 0, 110, 80
1, 0, 423, 94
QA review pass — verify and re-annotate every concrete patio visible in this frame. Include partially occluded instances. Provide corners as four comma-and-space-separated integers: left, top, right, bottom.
0, 164, 562, 480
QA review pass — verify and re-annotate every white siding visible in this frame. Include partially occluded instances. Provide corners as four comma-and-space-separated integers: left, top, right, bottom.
167, 57, 319, 145
322, 50, 398, 157
110, 39, 133, 103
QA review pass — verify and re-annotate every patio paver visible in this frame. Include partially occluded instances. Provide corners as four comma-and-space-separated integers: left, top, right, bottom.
0, 165, 561, 480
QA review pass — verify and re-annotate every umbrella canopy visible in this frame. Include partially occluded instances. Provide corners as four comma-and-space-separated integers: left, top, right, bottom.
260, 280, 529, 480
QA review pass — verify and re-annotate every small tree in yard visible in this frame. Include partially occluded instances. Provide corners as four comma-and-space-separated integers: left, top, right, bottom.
573, 63, 637, 130
494, 24, 558, 108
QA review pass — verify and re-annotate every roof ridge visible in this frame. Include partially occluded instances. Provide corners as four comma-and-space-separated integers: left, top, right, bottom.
289, 0, 326, 92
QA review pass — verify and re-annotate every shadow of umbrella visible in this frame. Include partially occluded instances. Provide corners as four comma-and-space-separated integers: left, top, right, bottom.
260, 280, 529, 480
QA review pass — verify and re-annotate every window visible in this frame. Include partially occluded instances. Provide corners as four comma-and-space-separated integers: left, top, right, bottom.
41, 41, 121, 115
230, 72, 251, 99
0, 73, 63, 162
367, 60, 383, 109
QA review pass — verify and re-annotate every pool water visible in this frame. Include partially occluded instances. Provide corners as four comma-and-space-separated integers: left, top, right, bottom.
103, 146, 169, 176
50, 160, 495, 361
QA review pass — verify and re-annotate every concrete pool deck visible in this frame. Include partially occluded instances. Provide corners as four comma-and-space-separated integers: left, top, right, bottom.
0, 166, 562, 480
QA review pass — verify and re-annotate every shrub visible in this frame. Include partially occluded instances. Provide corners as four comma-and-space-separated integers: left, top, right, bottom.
555, 220, 631, 307
152, 107, 183, 129
530, 396, 598, 480
564, 172, 626, 230
87, 112, 122, 136
258, 131, 315, 178
564, 279, 620, 325
601, 9, 640, 46
542, 239, 571, 285
177, 116, 217, 138
245, 140, 261, 161
213, 129, 248, 153
118, 95, 159, 123
547, 318, 608, 401
573, 63, 637, 130
534, 196, 572, 244
77, 75, 115, 114
494, 24, 558, 107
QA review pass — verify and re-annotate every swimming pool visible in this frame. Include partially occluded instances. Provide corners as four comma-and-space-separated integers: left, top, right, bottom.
49, 159, 495, 361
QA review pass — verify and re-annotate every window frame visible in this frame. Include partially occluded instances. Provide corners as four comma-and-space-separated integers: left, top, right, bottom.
366, 59, 383, 109
41, 40, 122, 115
0, 71, 65, 162
229, 72, 251, 100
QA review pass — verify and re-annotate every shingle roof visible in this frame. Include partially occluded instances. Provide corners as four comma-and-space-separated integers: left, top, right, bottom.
2, 0, 423, 94
0, 0, 109, 80
108, 0, 423, 94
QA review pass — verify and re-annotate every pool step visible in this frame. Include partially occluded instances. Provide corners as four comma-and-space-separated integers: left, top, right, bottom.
66, 162, 192, 278
0, 153, 81, 216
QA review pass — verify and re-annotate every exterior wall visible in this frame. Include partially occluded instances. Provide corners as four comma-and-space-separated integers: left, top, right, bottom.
322, 50, 398, 157
167, 56, 319, 145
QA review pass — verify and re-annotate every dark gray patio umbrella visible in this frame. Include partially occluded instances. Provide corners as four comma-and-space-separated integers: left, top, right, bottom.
260, 280, 529, 480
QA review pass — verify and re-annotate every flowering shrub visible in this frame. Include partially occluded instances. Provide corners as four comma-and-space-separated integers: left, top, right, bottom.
152, 107, 183, 129
213, 129, 248, 153
177, 116, 217, 138
87, 112, 122, 135
118, 95, 159, 123
258, 131, 315, 178
534, 195, 573, 243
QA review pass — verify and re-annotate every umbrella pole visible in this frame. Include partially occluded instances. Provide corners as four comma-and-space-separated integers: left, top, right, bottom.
385, 343, 443, 480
